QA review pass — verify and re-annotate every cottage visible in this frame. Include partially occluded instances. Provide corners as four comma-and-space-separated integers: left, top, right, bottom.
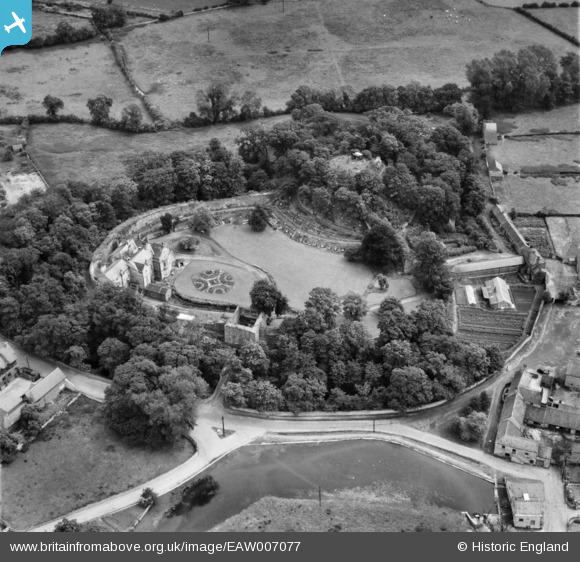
505, 478, 545, 530
483, 122, 498, 145
482, 277, 515, 310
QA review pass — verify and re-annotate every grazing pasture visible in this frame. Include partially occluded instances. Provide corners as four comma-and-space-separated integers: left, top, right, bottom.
531, 7, 580, 40
27, 116, 290, 185
0, 43, 144, 120
494, 175, 580, 215
119, 0, 573, 118
495, 105, 580, 134
91, 0, 227, 12
489, 135, 580, 173
31, 9, 91, 37
1, 396, 193, 530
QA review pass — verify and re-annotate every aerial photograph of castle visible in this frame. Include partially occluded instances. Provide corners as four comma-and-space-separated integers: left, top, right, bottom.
0, 0, 579, 537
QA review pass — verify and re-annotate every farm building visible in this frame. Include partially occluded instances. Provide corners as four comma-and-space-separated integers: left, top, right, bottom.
0, 342, 18, 389
525, 404, 580, 435
483, 122, 498, 145
491, 206, 528, 253
0, 377, 32, 429
24, 367, 66, 407
487, 154, 503, 180
482, 277, 515, 310
225, 307, 265, 347
464, 285, 477, 306
0, 367, 67, 429
505, 478, 545, 530
565, 363, 580, 391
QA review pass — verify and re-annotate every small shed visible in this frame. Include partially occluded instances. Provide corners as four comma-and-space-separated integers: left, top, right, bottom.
505, 478, 544, 530
487, 154, 504, 180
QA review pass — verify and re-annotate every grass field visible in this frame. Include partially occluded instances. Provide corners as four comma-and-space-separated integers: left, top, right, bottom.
495, 175, 580, 214
532, 7, 580, 40
119, 0, 573, 118
31, 9, 91, 37
211, 224, 373, 307
489, 135, 580, 173
27, 116, 289, 185
495, 105, 580, 134
1, 395, 193, 530
91, 0, 226, 12
0, 42, 144, 120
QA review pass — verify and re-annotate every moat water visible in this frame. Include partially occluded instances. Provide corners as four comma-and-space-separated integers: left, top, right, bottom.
155, 440, 494, 532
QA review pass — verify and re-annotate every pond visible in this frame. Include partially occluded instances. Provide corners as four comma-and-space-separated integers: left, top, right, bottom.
155, 440, 494, 532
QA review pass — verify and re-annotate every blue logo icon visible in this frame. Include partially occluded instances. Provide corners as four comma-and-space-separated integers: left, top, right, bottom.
1, 0, 31, 55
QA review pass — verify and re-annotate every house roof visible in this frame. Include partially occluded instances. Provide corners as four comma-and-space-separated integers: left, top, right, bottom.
464, 285, 476, 305
491, 206, 528, 250
151, 243, 172, 259
24, 367, 66, 403
524, 404, 580, 432
104, 258, 130, 283
0, 377, 32, 413
484, 277, 514, 307
131, 248, 152, 266
505, 478, 544, 516
145, 283, 171, 295
0, 342, 17, 370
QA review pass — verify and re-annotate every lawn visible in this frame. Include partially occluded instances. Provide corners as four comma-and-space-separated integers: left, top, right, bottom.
494, 174, 580, 215
0, 42, 144, 120
119, 0, 572, 118
489, 135, 580, 173
210, 224, 374, 308
173, 255, 265, 307
532, 7, 580, 40
1, 395, 193, 530
27, 116, 289, 186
